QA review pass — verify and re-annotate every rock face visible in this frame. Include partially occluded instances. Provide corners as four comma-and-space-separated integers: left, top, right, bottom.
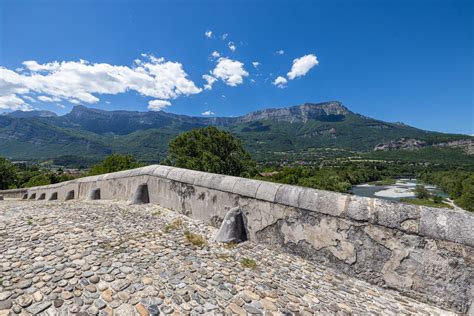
374, 138, 427, 151
434, 139, 474, 155
6, 165, 474, 313
237, 101, 350, 123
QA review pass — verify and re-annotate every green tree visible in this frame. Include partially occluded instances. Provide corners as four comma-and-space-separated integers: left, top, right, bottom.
89, 154, 144, 176
25, 174, 51, 187
414, 185, 431, 199
0, 157, 18, 190
164, 127, 256, 177
457, 175, 474, 212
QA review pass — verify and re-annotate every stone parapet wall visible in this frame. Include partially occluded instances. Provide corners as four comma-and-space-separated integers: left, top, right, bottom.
2, 165, 473, 313
0, 188, 28, 199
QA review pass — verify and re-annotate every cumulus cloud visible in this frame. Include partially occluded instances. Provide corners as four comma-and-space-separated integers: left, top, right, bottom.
0, 94, 33, 111
201, 57, 248, 89
272, 76, 288, 88
201, 110, 215, 116
276, 50, 285, 55
287, 54, 319, 80
211, 57, 248, 87
148, 99, 171, 111
228, 42, 236, 52
221, 33, 228, 40
205, 30, 213, 38
210, 51, 220, 59
252, 62, 260, 68
0, 55, 202, 111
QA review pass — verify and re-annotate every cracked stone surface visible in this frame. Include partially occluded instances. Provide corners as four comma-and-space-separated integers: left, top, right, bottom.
0, 200, 456, 315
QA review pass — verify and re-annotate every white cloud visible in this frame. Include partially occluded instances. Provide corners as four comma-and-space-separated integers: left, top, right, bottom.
205, 30, 213, 38
148, 99, 171, 111
252, 62, 260, 68
202, 74, 217, 90
211, 57, 248, 87
38, 95, 61, 102
287, 54, 319, 80
56, 103, 66, 108
276, 50, 285, 55
210, 51, 220, 59
272, 76, 288, 88
0, 94, 33, 111
0, 55, 202, 111
228, 42, 236, 52
221, 33, 228, 40
201, 110, 215, 116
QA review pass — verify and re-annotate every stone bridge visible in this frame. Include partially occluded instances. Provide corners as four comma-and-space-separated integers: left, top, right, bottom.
1, 165, 473, 314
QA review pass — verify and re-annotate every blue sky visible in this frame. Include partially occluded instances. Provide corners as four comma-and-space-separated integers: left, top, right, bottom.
0, 0, 472, 134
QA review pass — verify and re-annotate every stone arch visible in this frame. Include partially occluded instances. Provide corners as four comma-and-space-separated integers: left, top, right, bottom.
38, 193, 46, 200
65, 190, 75, 201
49, 192, 58, 201
89, 188, 101, 200
131, 183, 150, 204
29, 193, 36, 200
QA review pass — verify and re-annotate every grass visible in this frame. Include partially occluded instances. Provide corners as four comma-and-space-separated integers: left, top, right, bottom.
0, 278, 3, 285
223, 242, 238, 249
27, 216, 33, 225
151, 210, 161, 217
216, 253, 234, 260
184, 230, 207, 247
368, 178, 397, 186
400, 198, 453, 209
163, 218, 183, 233
240, 258, 257, 269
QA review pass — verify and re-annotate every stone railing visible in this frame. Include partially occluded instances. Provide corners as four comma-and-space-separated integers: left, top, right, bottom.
0, 188, 28, 199
1, 165, 473, 313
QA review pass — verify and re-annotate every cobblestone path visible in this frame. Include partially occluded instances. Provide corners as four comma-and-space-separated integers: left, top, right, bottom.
0, 201, 455, 315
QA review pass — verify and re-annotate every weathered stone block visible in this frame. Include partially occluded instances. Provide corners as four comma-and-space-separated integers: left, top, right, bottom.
255, 182, 281, 202
232, 179, 261, 198
298, 188, 346, 217
347, 195, 373, 221
152, 165, 175, 178
376, 199, 420, 232
194, 173, 225, 190
166, 168, 187, 182
180, 170, 205, 185
275, 184, 301, 207
420, 207, 474, 247
218, 176, 239, 193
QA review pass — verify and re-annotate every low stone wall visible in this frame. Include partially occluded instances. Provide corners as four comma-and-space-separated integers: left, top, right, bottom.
0, 188, 28, 199
2, 165, 473, 313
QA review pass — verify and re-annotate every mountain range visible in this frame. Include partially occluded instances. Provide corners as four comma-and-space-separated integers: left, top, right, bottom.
0, 101, 471, 165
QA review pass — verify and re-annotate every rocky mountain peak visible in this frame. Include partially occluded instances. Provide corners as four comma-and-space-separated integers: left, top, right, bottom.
3, 110, 57, 118
237, 101, 351, 123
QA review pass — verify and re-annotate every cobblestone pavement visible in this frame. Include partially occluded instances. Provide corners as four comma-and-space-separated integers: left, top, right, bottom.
0, 200, 456, 316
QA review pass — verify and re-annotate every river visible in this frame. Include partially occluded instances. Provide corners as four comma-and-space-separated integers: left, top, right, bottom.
350, 179, 449, 202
